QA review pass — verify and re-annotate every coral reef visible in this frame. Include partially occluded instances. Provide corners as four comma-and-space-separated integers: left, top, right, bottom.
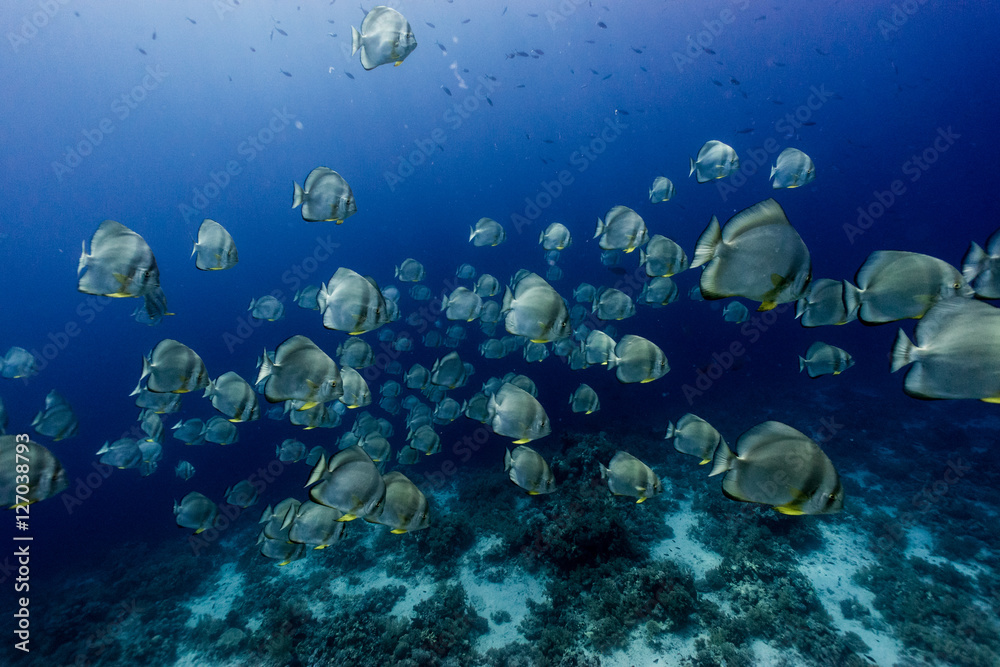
855, 555, 1000, 666
690, 480, 871, 666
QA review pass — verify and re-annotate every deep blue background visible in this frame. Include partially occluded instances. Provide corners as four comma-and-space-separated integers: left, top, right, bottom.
1, 0, 998, 578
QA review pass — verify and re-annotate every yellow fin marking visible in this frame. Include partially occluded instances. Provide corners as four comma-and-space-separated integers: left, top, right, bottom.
774, 506, 805, 515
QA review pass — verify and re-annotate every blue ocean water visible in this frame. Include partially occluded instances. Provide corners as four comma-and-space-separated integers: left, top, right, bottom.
3, 1, 1000, 665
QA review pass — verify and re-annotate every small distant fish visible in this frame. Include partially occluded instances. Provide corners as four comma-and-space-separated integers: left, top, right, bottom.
345, 72, 355, 79
711, 79, 722, 86
137, 46, 147, 55
585, 39, 595, 44
328, 19, 336, 24
542, 139, 554, 144
516, 50, 529, 57
597, 21, 607, 28
185, 16, 196, 25
801, 121, 816, 126
516, 84, 525, 88
462, 18, 471, 24
485, 74, 497, 81
703, 47, 715, 54
602, 74, 612, 80
436, 41, 447, 53
640, 66, 647, 72
775, 61, 787, 67
631, 46, 642, 54
502, 6, 508, 15
772, 99, 784, 105
755, 15, 766, 21
250, 46, 256, 52
730, 77, 740, 85
280, 69, 292, 77
816, 47, 829, 55
531, 49, 544, 55
799, 342, 853, 378
589, 68, 599, 74
486, 97, 493, 106
736, 127, 754, 134
528, 13, 538, 18
275, 27, 288, 36
152, 31, 157, 40
617, 109, 629, 115
442, 86, 452, 96
425, 21, 435, 28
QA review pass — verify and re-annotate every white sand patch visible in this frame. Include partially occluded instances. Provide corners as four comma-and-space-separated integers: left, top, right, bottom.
904, 525, 987, 579
595, 632, 699, 667
843, 468, 884, 494
387, 570, 439, 619
459, 535, 539, 651
244, 612, 263, 633
799, 521, 904, 666
183, 562, 244, 628
752, 639, 797, 665
174, 654, 248, 667
654, 499, 722, 580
